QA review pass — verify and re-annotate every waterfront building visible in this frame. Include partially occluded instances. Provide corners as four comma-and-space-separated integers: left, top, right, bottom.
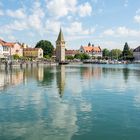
23, 48, 43, 58
133, 46, 140, 62
65, 50, 79, 57
10, 43, 23, 57
0, 39, 23, 58
79, 43, 102, 57
0, 43, 4, 58
56, 28, 65, 62
0, 39, 12, 58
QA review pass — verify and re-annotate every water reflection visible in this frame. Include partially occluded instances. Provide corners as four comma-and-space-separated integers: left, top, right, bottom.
0, 64, 140, 140
56, 65, 65, 97
123, 68, 130, 83
0, 65, 134, 92
0, 69, 24, 90
39, 66, 54, 86
23, 66, 44, 82
80, 66, 101, 80
0, 67, 45, 91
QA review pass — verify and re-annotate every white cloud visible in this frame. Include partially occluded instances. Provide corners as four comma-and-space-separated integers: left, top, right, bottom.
134, 15, 140, 24
7, 35, 16, 41
134, 9, 140, 24
117, 27, 140, 36
103, 26, 140, 37
46, 0, 77, 18
45, 20, 60, 33
28, 1, 45, 30
100, 40, 123, 49
10, 20, 28, 31
0, 10, 4, 16
1, 1, 45, 33
78, 2, 92, 17
103, 29, 114, 35
65, 21, 89, 35
46, 0, 92, 18
6, 8, 26, 19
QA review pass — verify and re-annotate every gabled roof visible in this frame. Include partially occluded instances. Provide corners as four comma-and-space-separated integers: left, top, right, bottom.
56, 28, 65, 41
0, 39, 5, 45
4, 42, 15, 47
82, 45, 102, 52
23, 48, 42, 51
0, 39, 15, 47
65, 50, 79, 55
133, 46, 140, 52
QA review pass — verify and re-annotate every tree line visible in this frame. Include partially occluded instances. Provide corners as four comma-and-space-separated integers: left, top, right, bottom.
102, 42, 134, 61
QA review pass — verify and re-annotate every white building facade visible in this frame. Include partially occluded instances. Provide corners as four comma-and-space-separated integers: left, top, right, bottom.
133, 46, 140, 62
79, 44, 102, 57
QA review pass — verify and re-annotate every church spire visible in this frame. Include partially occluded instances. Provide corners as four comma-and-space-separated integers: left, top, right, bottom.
56, 27, 65, 62
57, 28, 64, 41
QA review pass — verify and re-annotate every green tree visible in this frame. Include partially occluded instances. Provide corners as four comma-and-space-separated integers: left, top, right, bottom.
110, 49, 122, 60
13, 54, 20, 60
102, 48, 110, 59
66, 55, 74, 60
88, 42, 91, 46
74, 53, 90, 60
74, 53, 82, 60
82, 53, 91, 60
122, 42, 133, 60
44, 55, 51, 59
35, 40, 54, 57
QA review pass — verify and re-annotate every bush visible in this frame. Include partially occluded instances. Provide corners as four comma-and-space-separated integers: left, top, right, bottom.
44, 55, 51, 59
13, 54, 20, 60
74, 53, 90, 60
66, 55, 74, 60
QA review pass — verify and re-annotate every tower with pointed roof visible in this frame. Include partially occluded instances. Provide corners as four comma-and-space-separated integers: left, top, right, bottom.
56, 28, 65, 62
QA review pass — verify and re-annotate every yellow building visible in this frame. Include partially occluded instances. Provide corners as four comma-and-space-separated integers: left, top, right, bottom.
23, 48, 43, 58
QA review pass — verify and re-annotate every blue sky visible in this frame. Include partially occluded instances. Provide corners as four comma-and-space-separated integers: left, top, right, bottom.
0, 0, 140, 50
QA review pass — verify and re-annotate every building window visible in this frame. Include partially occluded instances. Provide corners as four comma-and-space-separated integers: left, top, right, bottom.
3, 46, 9, 51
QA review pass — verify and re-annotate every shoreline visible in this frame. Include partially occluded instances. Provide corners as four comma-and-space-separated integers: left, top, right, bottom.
0, 61, 139, 70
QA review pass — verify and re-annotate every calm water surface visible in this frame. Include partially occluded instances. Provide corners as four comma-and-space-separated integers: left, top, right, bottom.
0, 64, 140, 140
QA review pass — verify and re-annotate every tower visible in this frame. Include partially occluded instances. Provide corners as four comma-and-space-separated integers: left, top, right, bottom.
56, 28, 65, 62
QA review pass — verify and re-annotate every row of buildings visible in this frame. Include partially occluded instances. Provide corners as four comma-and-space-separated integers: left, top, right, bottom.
65, 44, 102, 57
55, 29, 102, 62
0, 37, 102, 61
56, 28, 140, 62
0, 39, 43, 59
1, 28, 139, 62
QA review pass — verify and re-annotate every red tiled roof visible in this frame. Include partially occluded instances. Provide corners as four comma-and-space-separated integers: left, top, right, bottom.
0, 39, 5, 45
82, 46, 101, 52
65, 50, 79, 55
4, 42, 15, 47
23, 48, 42, 51
0, 39, 15, 47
